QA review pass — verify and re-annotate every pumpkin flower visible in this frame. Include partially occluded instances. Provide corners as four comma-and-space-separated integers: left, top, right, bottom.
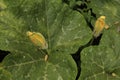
26, 31, 48, 61
26, 31, 48, 49
93, 16, 109, 38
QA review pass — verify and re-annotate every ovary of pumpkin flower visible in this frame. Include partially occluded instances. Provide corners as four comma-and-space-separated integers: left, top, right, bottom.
93, 16, 109, 38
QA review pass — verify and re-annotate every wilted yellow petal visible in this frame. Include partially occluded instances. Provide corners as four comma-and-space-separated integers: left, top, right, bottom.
44, 54, 49, 62
104, 24, 109, 29
112, 73, 117, 77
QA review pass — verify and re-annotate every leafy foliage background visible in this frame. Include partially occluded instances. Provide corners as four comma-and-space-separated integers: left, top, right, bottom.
0, 0, 120, 80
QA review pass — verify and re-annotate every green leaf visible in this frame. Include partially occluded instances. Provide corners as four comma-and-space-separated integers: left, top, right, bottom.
0, 0, 91, 53
2, 52, 77, 80
0, 0, 92, 80
90, 0, 120, 24
80, 20, 120, 80
77, 0, 120, 80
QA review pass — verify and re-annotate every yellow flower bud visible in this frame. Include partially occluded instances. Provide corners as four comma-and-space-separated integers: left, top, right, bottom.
93, 16, 109, 37
26, 31, 48, 49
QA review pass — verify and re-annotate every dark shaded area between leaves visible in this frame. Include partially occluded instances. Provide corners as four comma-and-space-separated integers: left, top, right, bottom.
62, 0, 70, 5
72, 34, 102, 80
63, 0, 103, 80
0, 50, 10, 62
